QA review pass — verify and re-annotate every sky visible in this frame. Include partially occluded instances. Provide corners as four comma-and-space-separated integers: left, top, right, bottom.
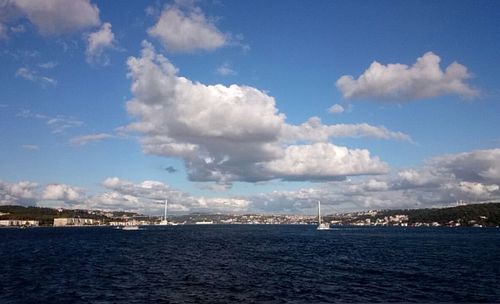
1, 0, 500, 215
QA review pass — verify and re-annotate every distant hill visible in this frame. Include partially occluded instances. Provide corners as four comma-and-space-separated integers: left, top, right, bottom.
404, 202, 500, 226
326, 202, 500, 227
1, 202, 500, 227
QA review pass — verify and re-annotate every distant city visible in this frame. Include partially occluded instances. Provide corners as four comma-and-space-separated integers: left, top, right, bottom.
1, 202, 499, 228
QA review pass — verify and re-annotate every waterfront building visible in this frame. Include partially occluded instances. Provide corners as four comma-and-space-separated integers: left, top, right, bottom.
53, 218, 96, 227
0, 220, 39, 227
195, 221, 214, 225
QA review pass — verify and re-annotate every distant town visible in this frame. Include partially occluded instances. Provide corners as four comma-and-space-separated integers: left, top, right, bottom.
0, 202, 499, 228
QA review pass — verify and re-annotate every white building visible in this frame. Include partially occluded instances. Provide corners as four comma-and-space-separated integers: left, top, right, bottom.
195, 221, 214, 225
53, 218, 96, 227
108, 220, 143, 226
0, 220, 39, 227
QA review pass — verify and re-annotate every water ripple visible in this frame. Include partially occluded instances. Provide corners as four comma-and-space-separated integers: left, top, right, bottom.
0, 226, 499, 303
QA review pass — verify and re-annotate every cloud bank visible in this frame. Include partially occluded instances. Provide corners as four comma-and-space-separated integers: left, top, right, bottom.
1, 149, 499, 214
251, 148, 500, 212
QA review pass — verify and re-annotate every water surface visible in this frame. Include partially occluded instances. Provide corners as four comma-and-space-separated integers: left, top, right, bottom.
0, 225, 498, 303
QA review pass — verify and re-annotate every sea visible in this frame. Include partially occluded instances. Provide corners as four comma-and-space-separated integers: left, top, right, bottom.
0, 225, 499, 303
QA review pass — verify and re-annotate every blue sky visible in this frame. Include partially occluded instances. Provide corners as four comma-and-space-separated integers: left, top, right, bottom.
1, 0, 500, 215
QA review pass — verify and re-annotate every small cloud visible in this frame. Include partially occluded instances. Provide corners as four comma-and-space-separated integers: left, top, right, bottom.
10, 24, 25, 33
215, 62, 237, 76
85, 22, 116, 65
3, 49, 41, 60
70, 133, 113, 146
145, 5, 161, 17
47, 117, 83, 134
42, 184, 83, 201
16, 67, 39, 81
21, 144, 39, 150
38, 61, 58, 69
56, 39, 79, 53
18, 110, 84, 134
148, 3, 229, 52
15, 67, 57, 88
336, 52, 479, 102
195, 182, 231, 192
328, 104, 344, 114
164, 166, 178, 173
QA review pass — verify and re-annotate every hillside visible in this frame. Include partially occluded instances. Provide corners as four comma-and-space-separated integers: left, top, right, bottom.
0, 206, 139, 226
326, 202, 500, 227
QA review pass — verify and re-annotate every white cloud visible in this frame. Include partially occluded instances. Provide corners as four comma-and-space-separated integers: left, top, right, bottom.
70, 133, 113, 146
396, 168, 445, 189
346, 179, 390, 193
250, 188, 329, 213
197, 197, 249, 212
280, 117, 413, 143
101, 177, 184, 202
0, 181, 38, 205
448, 181, 499, 198
3, 146, 500, 213
95, 177, 249, 214
46, 117, 83, 133
21, 144, 39, 150
17, 109, 83, 133
0, 178, 188, 213
428, 148, 500, 184
148, 4, 227, 52
195, 182, 231, 192
2, 49, 40, 60
42, 184, 83, 201
264, 143, 388, 181
124, 42, 409, 184
11, 0, 100, 36
10, 24, 25, 33
215, 62, 237, 76
328, 104, 344, 114
15, 67, 36, 81
336, 52, 479, 101
15, 67, 57, 87
251, 148, 500, 213
85, 22, 115, 64
145, 5, 160, 18
126, 41, 284, 182
38, 61, 58, 69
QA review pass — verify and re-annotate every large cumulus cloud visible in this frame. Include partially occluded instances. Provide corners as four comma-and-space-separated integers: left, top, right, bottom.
124, 42, 408, 184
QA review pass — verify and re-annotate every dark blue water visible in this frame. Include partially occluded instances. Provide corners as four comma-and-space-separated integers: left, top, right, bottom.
0, 225, 499, 303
